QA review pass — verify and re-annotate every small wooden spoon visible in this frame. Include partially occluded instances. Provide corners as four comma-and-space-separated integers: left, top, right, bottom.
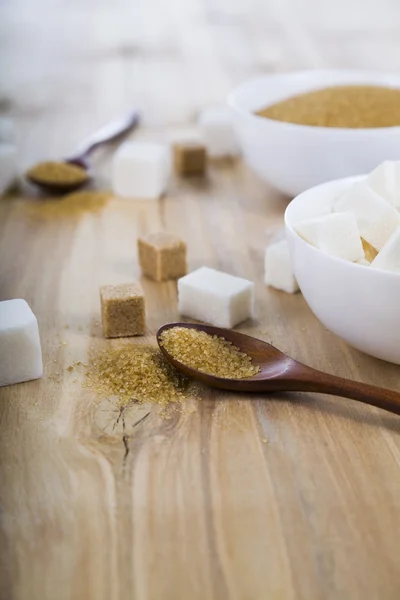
27, 110, 140, 194
157, 322, 400, 416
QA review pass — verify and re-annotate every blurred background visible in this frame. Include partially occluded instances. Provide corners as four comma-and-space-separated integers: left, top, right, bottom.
1, 0, 400, 170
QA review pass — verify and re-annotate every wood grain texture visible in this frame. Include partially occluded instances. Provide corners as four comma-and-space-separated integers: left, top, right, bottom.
1, 1, 400, 599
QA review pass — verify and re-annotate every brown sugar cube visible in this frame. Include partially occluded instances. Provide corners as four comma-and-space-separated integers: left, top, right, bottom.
138, 232, 187, 282
173, 141, 207, 176
100, 282, 145, 338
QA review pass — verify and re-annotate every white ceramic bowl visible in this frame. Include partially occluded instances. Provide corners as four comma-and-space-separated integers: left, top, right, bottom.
285, 175, 400, 364
228, 69, 400, 197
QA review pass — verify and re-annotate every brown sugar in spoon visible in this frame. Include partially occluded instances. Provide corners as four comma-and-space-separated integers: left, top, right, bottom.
157, 323, 400, 416
26, 110, 139, 194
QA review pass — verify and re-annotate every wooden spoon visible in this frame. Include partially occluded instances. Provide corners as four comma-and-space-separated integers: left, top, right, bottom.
27, 110, 140, 194
157, 322, 400, 415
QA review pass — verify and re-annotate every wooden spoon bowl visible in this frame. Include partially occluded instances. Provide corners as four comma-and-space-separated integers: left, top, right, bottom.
26, 166, 90, 195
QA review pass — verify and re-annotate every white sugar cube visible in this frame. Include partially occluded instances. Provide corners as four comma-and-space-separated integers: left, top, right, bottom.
0, 144, 18, 195
370, 227, 400, 274
0, 299, 43, 387
334, 182, 400, 250
178, 266, 254, 329
112, 141, 170, 200
294, 213, 364, 261
356, 258, 371, 266
198, 108, 239, 158
366, 161, 400, 209
264, 240, 299, 293
169, 129, 202, 145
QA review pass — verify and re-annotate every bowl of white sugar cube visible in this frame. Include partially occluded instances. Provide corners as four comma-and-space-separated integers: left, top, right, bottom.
285, 161, 400, 364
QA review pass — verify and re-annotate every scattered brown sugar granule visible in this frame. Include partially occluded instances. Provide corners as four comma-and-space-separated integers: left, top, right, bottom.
138, 231, 187, 281
100, 282, 145, 338
256, 85, 400, 128
26, 190, 111, 219
85, 343, 191, 407
159, 327, 260, 379
361, 238, 378, 262
173, 141, 207, 176
26, 161, 88, 186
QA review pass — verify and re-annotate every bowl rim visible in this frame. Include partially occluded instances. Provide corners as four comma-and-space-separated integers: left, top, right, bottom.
228, 69, 400, 135
284, 174, 400, 281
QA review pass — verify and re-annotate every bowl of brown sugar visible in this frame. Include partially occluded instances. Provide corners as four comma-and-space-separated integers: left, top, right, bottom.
228, 69, 400, 197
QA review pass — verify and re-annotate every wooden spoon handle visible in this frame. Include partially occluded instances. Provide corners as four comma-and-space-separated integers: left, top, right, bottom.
290, 364, 400, 415
67, 110, 140, 162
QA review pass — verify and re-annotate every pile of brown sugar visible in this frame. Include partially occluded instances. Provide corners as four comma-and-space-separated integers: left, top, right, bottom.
26, 190, 111, 219
85, 343, 195, 408
256, 85, 400, 128
26, 161, 88, 186
159, 327, 260, 379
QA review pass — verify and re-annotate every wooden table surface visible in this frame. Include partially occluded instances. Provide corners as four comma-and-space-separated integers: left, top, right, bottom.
1, 1, 400, 599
